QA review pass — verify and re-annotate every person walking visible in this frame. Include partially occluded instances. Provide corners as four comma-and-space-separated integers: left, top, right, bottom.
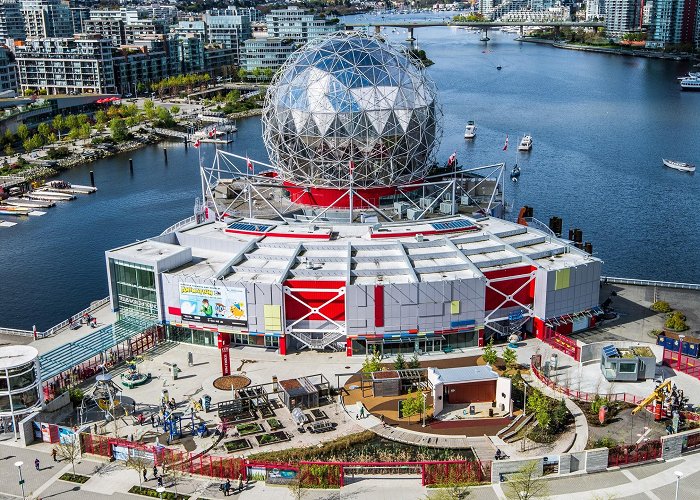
150, 414, 155, 427
157, 475, 163, 488
237, 473, 243, 492
224, 478, 231, 496
34, 458, 40, 471
51, 448, 57, 462
143, 468, 147, 482
153, 465, 158, 480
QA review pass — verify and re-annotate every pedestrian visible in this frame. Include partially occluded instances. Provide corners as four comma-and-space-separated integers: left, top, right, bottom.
51, 448, 57, 462
153, 465, 158, 479
359, 407, 365, 419
150, 414, 155, 427
143, 468, 147, 482
157, 475, 163, 488
35, 458, 40, 471
224, 478, 231, 496
237, 473, 243, 492
157, 414, 162, 426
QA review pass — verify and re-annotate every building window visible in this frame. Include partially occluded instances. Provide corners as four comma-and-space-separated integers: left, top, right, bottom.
618, 362, 636, 373
112, 259, 158, 317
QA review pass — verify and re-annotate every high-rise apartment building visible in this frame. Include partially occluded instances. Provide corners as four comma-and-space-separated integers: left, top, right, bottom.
15, 34, 116, 94
0, 1, 25, 40
20, 0, 74, 38
0, 45, 17, 95
605, 0, 641, 38
203, 7, 251, 64
265, 6, 343, 42
647, 0, 698, 47
242, 37, 295, 72
586, 0, 606, 20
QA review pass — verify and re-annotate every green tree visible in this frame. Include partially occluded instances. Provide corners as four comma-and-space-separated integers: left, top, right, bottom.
3, 144, 13, 156
482, 339, 497, 366
17, 124, 29, 141
402, 389, 423, 424
29, 133, 43, 150
526, 389, 551, 431
361, 349, 382, 374
502, 347, 518, 373
68, 128, 80, 141
155, 106, 175, 127
136, 82, 148, 95
37, 122, 51, 139
77, 114, 89, 125
95, 110, 108, 125
238, 68, 248, 81
109, 118, 129, 142
65, 114, 79, 131
394, 353, 406, 371
22, 138, 32, 152
170, 105, 180, 115
52, 115, 66, 139
79, 123, 91, 142
4, 129, 13, 144
407, 352, 421, 369
505, 461, 548, 500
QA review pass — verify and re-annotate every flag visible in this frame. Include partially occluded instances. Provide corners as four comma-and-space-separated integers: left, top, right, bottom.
503, 135, 509, 151
193, 139, 201, 148
246, 157, 253, 172
448, 151, 457, 167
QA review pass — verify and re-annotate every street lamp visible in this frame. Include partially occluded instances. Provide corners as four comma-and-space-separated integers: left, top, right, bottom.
674, 470, 683, 500
156, 486, 165, 499
14, 461, 25, 500
677, 335, 686, 370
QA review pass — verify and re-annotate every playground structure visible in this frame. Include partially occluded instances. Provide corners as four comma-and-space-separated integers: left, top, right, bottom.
120, 358, 151, 389
632, 380, 689, 423
79, 373, 128, 424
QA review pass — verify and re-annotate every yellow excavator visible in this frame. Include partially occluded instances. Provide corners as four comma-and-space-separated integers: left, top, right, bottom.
632, 380, 673, 419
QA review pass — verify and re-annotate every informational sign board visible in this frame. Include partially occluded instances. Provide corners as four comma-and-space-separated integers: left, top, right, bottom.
221, 346, 231, 376
179, 283, 247, 326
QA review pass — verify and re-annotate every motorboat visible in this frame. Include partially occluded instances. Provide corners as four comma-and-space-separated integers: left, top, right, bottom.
511, 164, 521, 181
0, 205, 30, 216
662, 158, 695, 173
518, 135, 533, 151
680, 75, 700, 91
4, 197, 55, 208
464, 120, 476, 139
47, 180, 97, 194
29, 189, 76, 201
497, 65, 502, 70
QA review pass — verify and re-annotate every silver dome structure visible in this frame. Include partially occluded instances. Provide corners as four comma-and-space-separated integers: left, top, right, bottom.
262, 31, 442, 191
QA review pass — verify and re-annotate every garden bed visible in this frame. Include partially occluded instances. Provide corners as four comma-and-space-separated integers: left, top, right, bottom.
224, 438, 252, 453
225, 410, 257, 424
267, 417, 284, 430
236, 422, 265, 436
256, 431, 291, 446
310, 409, 328, 420
128, 485, 189, 500
258, 405, 275, 419
59, 473, 90, 484
213, 375, 251, 391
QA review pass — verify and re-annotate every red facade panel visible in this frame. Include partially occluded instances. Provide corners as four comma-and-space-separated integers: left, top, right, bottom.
283, 280, 346, 321
374, 285, 384, 327
483, 265, 536, 311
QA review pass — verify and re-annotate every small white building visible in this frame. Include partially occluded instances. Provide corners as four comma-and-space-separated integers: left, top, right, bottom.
427, 365, 511, 417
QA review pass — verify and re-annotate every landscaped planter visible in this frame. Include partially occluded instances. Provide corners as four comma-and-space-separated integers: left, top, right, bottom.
256, 431, 291, 446
128, 485, 189, 500
236, 422, 265, 436
267, 417, 284, 431
59, 473, 90, 484
310, 409, 328, 421
224, 438, 252, 453
259, 406, 275, 418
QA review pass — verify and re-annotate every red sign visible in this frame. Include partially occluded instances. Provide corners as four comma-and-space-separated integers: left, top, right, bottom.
221, 346, 231, 376
598, 406, 608, 425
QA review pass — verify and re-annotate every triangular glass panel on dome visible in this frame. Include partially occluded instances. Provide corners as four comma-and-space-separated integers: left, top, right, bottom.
313, 112, 336, 136
350, 111, 376, 139
365, 109, 391, 136
291, 109, 306, 133
382, 111, 403, 137
326, 115, 349, 138
393, 109, 413, 133
374, 86, 399, 108
302, 115, 322, 137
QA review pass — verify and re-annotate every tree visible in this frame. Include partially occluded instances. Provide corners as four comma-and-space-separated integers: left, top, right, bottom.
526, 389, 551, 432
402, 389, 423, 424
95, 110, 108, 125
29, 134, 43, 150
287, 477, 304, 500
55, 435, 82, 475
505, 461, 548, 500
109, 118, 129, 142
394, 352, 406, 371
482, 339, 497, 366
160, 451, 186, 494
170, 105, 180, 115
22, 138, 31, 152
125, 455, 149, 485
17, 124, 29, 141
238, 68, 248, 81
136, 82, 148, 95
79, 123, 91, 143
65, 114, 79, 131
407, 352, 421, 369
37, 122, 51, 139
52, 115, 66, 140
361, 349, 382, 374
502, 347, 518, 374
77, 114, 89, 125
3, 144, 13, 156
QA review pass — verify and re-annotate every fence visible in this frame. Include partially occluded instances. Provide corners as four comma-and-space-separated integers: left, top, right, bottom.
600, 276, 700, 291
544, 331, 580, 361
531, 359, 644, 405
607, 440, 662, 467
662, 349, 700, 379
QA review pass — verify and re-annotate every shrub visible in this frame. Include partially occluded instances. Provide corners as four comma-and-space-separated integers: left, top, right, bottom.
651, 301, 671, 313
665, 311, 688, 331
592, 436, 618, 448
45, 146, 71, 160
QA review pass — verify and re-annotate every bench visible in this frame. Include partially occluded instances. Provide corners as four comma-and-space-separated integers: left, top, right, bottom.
443, 346, 454, 353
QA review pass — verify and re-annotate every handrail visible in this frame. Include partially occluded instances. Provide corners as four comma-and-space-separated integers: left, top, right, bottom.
522, 217, 557, 238
600, 276, 700, 290
160, 215, 197, 235
0, 296, 110, 339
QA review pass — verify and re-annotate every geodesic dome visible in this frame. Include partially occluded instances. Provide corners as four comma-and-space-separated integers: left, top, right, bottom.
262, 31, 442, 190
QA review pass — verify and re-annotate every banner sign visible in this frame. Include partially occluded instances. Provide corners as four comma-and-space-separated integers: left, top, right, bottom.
221, 346, 231, 376
179, 283, 247, 326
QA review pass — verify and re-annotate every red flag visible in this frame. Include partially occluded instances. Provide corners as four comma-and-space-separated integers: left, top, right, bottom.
448, 151, 457, 167
193, 139, 201, 148
503, 135, 509, 151
246, 157, 253, 171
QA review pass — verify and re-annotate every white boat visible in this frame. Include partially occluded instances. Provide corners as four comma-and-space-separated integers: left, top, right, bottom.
30, 189, 76, 201
511, 164, 521, 181
464, 120, 476, 139
518, 135, 533, 151
663, 158, 696, 173
5, 197, 55, 208
680, 76, 700, 91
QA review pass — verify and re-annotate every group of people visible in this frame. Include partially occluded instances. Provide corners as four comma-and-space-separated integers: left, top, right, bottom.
219, 474, 244, 496
142, 466, 164, 487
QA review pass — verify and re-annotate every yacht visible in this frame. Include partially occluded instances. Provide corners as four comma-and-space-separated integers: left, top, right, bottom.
518, 135, 533, 151
680, 75, 700, 91
464, 121, 476, 139
663, 159, 696, 173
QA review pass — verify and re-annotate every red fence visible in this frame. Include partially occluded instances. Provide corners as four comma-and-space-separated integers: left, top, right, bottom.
607, 440, 662, 467
531, 360, 644, 405
683, 432, 700, 452
663, 349, 700, 379
544, 330, 580, 361
422, 460, 490, 486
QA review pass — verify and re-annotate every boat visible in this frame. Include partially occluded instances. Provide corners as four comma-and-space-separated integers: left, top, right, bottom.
28, 190, 76, 201
4, 197, 55, 208
680, 75, 700, 91
511, 164, 520, 181
0, 219, 17, 227
518, 135, 533, 151
46, 180, 97, 194
0, 205, 30, 216
497, 65, 502, 70
662, 158, 696, 173
464, 120, 477, 139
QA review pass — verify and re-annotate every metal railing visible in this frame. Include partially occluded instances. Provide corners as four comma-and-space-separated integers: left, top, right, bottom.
522, 217, 556, 238
600, 276, 700, 291
0, 296, 110, 339
160, 215, 197, 235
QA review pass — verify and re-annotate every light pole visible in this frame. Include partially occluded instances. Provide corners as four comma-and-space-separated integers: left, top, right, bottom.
674, 470, 683, 500
156, 486, 165, 499
14, 461, 25, 500
422, 391, 426, 428
677, 335, 685, 370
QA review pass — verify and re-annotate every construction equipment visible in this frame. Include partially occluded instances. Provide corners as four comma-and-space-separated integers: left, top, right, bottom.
632, 380, 688, 422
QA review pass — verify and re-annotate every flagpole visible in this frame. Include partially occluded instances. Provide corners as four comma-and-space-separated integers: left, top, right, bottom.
199, 145, 205, 208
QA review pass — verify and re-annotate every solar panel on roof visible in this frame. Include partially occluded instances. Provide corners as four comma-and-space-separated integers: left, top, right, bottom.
228, 222, 272, 233
432, 219, 475, 231
602, 345, 618, 358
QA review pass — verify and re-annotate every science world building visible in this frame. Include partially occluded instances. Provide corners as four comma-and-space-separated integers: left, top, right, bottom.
105, 32, 602, 358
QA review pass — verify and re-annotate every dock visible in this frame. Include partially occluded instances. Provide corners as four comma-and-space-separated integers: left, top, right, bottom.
5, 197, 55, 208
